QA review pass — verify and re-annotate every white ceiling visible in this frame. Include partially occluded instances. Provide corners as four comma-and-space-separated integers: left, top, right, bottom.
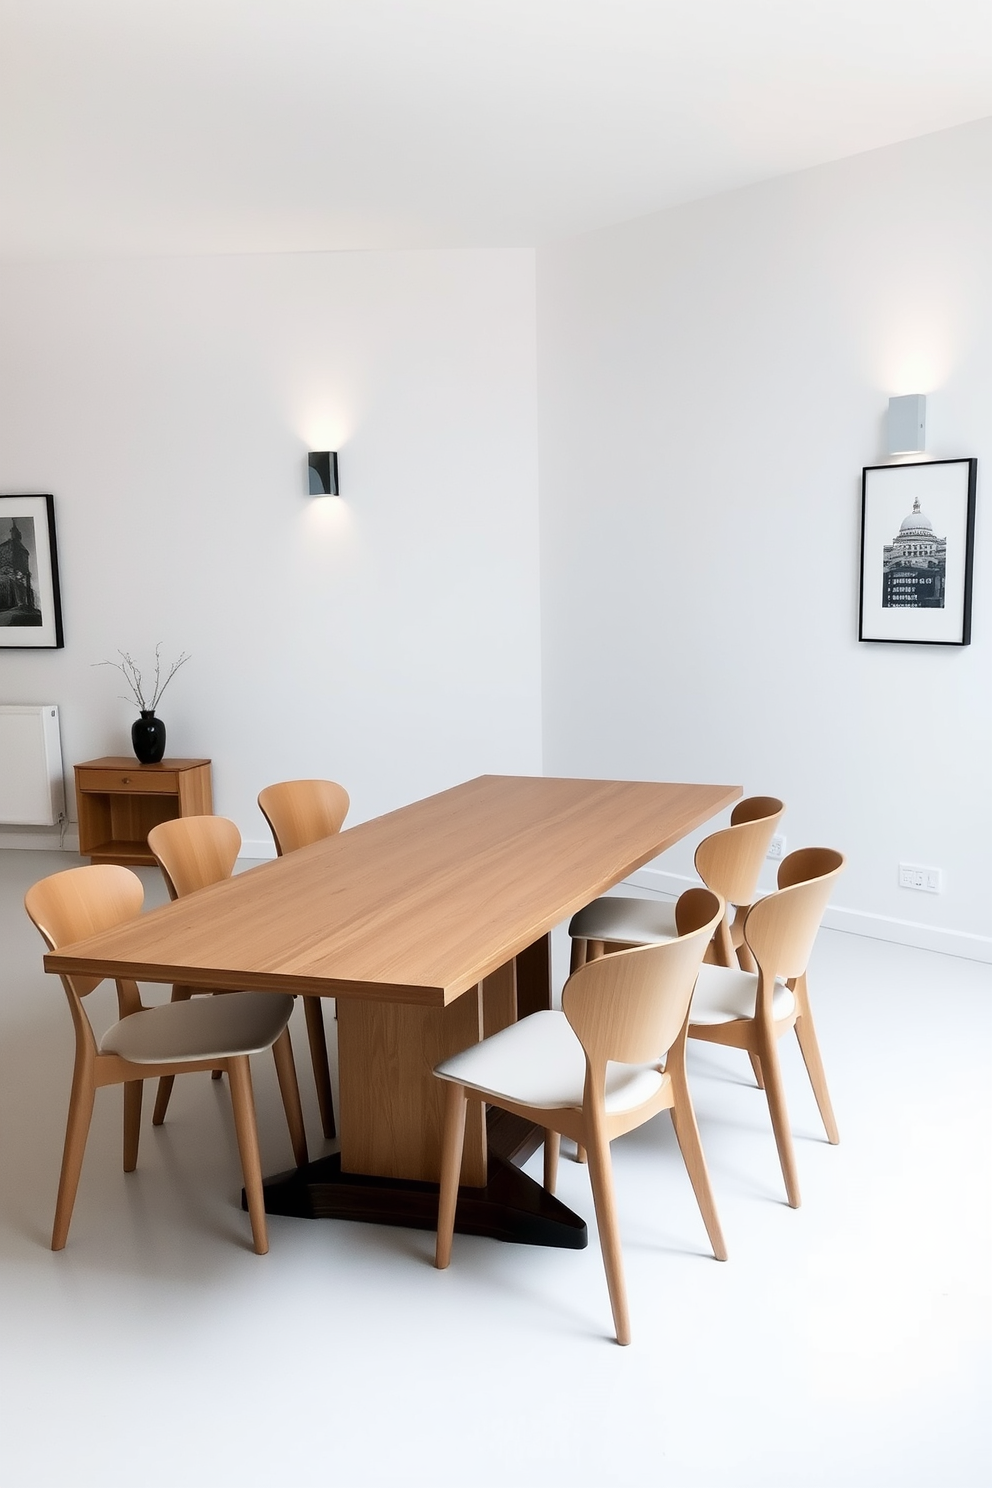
2, 0, 991, 258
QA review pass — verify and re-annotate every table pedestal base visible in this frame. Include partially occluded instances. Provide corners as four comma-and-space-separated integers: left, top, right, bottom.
251, 1111, 588, 1250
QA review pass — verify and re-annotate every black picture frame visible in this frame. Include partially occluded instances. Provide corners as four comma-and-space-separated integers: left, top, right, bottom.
0, 494, 65, 649
859, 458, 977, 646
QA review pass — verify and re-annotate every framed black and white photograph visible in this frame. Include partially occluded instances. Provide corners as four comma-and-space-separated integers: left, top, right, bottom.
0, 494, 64, 648
859, 458, 977, 646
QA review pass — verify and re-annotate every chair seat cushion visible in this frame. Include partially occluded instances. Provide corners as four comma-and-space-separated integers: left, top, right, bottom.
689, 964, 795, 1026
100, 991, 295, 1065
435, 1009, 665, 1114
569, 895, 679, 945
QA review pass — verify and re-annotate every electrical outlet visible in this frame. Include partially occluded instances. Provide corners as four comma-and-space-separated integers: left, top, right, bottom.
767, 834, 786, 862
898, 863, 942, 893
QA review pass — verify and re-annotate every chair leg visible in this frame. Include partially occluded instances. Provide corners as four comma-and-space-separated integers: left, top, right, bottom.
736, 941, 757, 973
123, 1079, 143, 1173
271, 1028, 309, 1168
584, 1119, 630, 1345
436, 1082, 468, 1269
152, 1075, 175, 1124
793, 994, 839, 1144
711, 915, 735, 967
748, 1051, 765, 1089
543, 1129, 561, 1194
303, 997, 336, 1140
575, 1144, 587, 1164
52, 1064, 96, 1251
758, 1036, 801, 1208
226, 1057, 269, 1255
667, 1037, 727, 1261
154, 984, 195, 1122
569, 937, 587, 973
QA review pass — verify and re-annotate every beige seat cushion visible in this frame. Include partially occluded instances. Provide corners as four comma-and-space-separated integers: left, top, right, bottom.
435, 1009, 665, 1114
569, 895, 679, 945
100, 991, 294, 1064
689, 963, 795, 1026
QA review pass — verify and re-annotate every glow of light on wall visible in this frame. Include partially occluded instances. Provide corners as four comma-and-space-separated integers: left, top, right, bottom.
298, 489, 360, 589
295, 396, 353, 456
884, 357, 946, 396
870, 305, 961, 395
302, 492, 354, 537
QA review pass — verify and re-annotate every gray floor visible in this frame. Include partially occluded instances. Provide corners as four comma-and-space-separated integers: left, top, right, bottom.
0, 849, 989, 1488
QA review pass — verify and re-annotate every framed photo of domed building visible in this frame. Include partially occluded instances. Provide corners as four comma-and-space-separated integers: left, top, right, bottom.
0, 495, 64, 648
859, 458, 977, 646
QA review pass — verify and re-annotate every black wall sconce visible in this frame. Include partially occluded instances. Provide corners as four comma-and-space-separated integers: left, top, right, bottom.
308, 451, 340, 496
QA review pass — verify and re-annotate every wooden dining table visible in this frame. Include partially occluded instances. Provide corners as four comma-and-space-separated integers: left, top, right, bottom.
46, 774, 740, 1247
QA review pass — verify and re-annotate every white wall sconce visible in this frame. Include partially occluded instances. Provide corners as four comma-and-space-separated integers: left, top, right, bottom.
888, 395, 926, 456
308, 451, 339, 496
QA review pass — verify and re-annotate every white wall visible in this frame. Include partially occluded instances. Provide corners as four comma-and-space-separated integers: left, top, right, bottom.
3, 121, 989, 956
536, 118, 992, 956
0, 248, 542, 849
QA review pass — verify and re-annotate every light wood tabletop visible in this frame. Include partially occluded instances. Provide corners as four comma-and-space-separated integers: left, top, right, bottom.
44, 775, 740, 1226
47, 775, 739, 1001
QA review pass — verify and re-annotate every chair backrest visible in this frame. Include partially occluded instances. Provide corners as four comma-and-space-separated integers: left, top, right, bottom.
563, 888, 723, 1069
731, 795, 784, 828
25, 864, 144, 999
693, 795, 784, 907
148, 815, 242, 899
257, 779, 350, 856
743, 847, 845, 982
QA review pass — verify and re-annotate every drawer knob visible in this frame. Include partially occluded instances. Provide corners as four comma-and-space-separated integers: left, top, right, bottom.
121, 776, 131, 784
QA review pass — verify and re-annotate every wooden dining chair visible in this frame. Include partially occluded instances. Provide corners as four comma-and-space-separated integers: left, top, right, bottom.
25, 864, 308, 1253
569, 795, 784, 975
257, 779, 350, 856
434, 888, 727, 1346
146, 816, 307, 1166
149, 812, 242, 901
687, 847, 845, 1208
257, 779, 351, 1140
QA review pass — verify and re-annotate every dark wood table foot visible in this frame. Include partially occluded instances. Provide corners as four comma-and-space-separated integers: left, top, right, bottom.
249, 1113, 588, 1250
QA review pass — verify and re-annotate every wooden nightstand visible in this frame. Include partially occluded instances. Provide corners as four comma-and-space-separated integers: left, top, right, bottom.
74, 757, 213, 866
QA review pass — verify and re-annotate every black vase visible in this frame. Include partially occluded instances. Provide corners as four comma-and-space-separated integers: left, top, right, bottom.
132, 710, 166, 764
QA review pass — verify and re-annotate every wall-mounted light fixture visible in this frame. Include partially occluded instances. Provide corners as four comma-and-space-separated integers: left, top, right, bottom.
308, 451, 340, 496
888, 395, 926, 456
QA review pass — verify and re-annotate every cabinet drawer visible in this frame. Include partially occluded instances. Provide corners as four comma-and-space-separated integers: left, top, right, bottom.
76, 768, 179, 794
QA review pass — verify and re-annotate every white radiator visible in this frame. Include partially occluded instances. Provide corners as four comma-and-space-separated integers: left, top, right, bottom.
0, 705, 66, 826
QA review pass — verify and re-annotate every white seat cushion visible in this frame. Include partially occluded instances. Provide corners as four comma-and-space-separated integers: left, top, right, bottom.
435, 1009, 665, 1115
100, 991, 295, 1065
689, 963, 795, 1026
569, 895, 679, 945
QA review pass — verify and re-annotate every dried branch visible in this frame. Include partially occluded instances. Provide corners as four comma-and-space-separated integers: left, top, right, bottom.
93, 645, 191, 712
149, 645, 191, 709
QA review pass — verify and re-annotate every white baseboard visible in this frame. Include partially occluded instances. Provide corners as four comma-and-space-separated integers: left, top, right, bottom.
237, 839, 277, 862
0, 825, 80, 852
625, 867, 992, 965
0, 829, 274, 861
